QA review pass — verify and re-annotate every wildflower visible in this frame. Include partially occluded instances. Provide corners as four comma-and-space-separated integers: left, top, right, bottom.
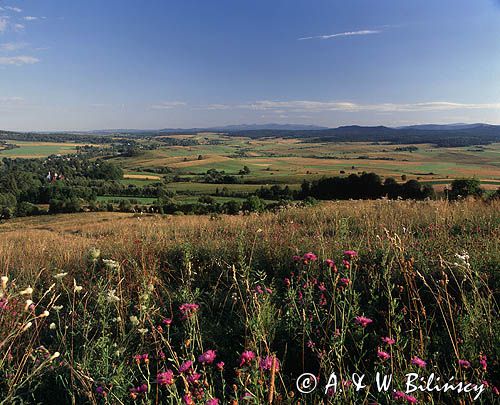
354, 316, 373, 328
239, 350, 256, 367
162, 318, 172, 326
216, 361, 224, 371
325, 259, 335, 268
183, 394, 194, 405
284, 277, 291, 287
458, 359, 471, 369
187, 373, 201, 385
138, 328, 148, 334
343, 250, 358, 258
73, 279, 83, 293
1, 276, 8, 289
49, 352, 60, 361
405, 395, 418, 404
49, 322, 56, 330
411, 356, 427, 369
342, 259, 350, 269
479, 355, 487, 371
292, 255, 301, 262
259, 356, 280, 372
20, 287, 33, 295
318, 282, 327, 291
179, 303, 199, 320
377, 350, 391, 361
25, 299, 34, 311
130, 315, 139, 325
53, 272, 68, 280
198, 350, 217, 365
382, 336, 396, 345
255, 285, 264, 294
157, 370, 174, 386
103, 259, 120, 272
88, 247, 101, 262
179, 360, 193, 373
40, 310, 50, 318
339, 277, 351, 287
302, 252, 317, 264
53, 305, 63, 311
206, 399, 220, 405
393, 391, 406, 400
96, 386, 106, 397
107, 289, 120, 303
319, 294, 327, 306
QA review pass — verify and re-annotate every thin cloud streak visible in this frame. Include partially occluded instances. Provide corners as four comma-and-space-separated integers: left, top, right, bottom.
0, 55, 39, 65
150, 101, 187, 110
298, 30, 381, 41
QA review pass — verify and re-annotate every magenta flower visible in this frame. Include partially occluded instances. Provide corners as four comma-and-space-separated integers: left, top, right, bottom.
96, 386, 106, 397
382, 336, 396, 345
302, 252, 317, 263
162, 318, 172, 326
343, 250, 358, 258
377, 350, 391, 361
458, 359, 471, 369
393, 391, 406, 400
479, 355, 487, 371
405, 395, 418, 404
216, 361, 224, 371
284, 278, 291, 287
187, 373, 201, 385
339, 277, 351, 287
411, 356, 427, 369
179, 303, 199, 320
239, 350, 256, 367
179, 360, 193, 373
183, 394, 194, 405
259, 356, 280, 372
292, 255, 301, 262
354, 316, 373, 328
157, 370, 174, 386
198, 350, 217, 365
325, 259, 335, 268
206, 399, 220, 405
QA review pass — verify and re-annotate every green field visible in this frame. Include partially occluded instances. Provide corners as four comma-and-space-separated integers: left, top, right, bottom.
0, 141, 92, 158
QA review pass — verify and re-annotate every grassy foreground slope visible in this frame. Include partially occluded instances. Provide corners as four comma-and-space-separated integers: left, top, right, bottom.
0, 200, 499, 403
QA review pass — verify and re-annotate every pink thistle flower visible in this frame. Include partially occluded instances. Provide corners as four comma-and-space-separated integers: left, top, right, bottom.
302, 252, 317, 264
382, 336, 396, 345
239, 350, 256, 367
325, 259, 335, 268
187, 373, 201, 385
157, 370, 174, 386
206, 399, 220, 405
343, 250, 358, 258
319, 294, 327, 306
342, 259, 350, 269
284, 278, 291, 287
255, 286, 264, 294
411, 356, 427, 369
339, 277, 351, 287
479, 355, 487, 371
259, 356, 280, 372
377, 350, 391, 361
162, 318, 172, 326
405, 395, 418, 404
292, 255, 301, 262
318, 282, 327, 291
458, 359, 471, 369
216, 361, 225, 371
265, 287, 273, 294
179, 303, 199, 320
179, 360, 193, 373
354, 316, 373, 328
492, 386, 499, 395
183, 394, 194, 405
198, 350, 217, 365
393, 391, 406, 400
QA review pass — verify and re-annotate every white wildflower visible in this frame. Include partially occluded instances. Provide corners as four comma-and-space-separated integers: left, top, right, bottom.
73, 279, 83, 293
88, 247, 101, 262
25, 299, 33, 311
53, 305, 64, 311
40, 310, 50, 318
129, 315, 139, 325
54, 272, 68, 280
1, 276, 8, 289
103, 259, 120, 272
20, 287, 33, 295
138, 328, 148, 335
107, 289, 120, 303
49, 323, 56, 330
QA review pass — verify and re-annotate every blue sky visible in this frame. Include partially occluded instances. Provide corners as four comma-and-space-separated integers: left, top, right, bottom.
1, 0, 500, 131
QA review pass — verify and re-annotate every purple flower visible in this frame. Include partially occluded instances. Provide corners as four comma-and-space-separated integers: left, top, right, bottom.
179, 360, 193, 373
259, 356, 280, 372
157, 370, 174, 386
377, 350, 391, 361
382, 336, 396, 345
458, 359, 471, 369
239, 350, 256, 367
187, 373, 201, 385
216, 361, 224, 371
198, 349, 217, 365
179, 303, 199, 320
302, 252, 317, 263
354, 316, 373, 328
206, 399, 220, 405
411, 356, 427, 369
479, 355, 487, 371
343, 250, 358, 258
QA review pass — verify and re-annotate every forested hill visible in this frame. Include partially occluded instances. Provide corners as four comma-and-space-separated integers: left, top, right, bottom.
229, 124, 500, 147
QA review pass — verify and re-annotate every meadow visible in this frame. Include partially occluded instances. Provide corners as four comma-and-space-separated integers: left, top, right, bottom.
0, 199, 498, 403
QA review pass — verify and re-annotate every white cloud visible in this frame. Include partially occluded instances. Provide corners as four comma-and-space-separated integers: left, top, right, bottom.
196, 100, 500, 113
0, 96, 24, 104
23, 16, 38, 21
5, 6, 22, 13
0, 17, 8, 32
151, 101, 187, 110
0, 42, 26, 51
298, 30, 381, 41
13, 23, 24, 31
0, 55, 39, 65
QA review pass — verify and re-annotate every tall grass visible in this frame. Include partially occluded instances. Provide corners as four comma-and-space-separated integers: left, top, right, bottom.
0, 199, 498, 403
